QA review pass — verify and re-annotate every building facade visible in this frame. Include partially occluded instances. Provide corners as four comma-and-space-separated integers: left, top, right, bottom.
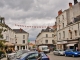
36, 27, 56, 50
13, 28, 29, 50
56, 0, 80, 50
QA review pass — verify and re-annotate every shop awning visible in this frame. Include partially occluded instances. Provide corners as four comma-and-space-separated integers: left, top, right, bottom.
4, 42, 14, 46
66, 44, 75, 46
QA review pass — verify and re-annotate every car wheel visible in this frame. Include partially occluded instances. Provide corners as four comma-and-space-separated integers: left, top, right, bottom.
53, 53, 55, 55
72, 55, 75, 57
58, 53, 60, 56
65, 54, 67, 57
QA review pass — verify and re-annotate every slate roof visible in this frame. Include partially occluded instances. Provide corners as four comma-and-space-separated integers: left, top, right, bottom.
41, 27, 54, 32
13, 29, 28, 33
37, 27, 54, 37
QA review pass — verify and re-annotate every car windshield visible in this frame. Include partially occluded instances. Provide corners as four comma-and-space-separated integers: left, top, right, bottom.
16, 50, 29, 57
20, 53, 29, 59
42, 47, 48, 50
20, 51, 46, 59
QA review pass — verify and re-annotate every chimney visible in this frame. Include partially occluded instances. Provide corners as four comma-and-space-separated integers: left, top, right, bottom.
20, 28, 22, 32
74, 0, 78, 5
58, 10, 62, 16
69, 3, 72, 8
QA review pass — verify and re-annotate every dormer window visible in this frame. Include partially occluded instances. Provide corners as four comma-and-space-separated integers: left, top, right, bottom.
49, 29, 51, 32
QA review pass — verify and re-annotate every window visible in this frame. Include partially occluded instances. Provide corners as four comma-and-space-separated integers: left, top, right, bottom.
70, 32, 72, 39
74, 30, 77, 36
23, 40, 25, 43
15, 35, 16, 38
59, 20, 60, 23
23, 35, 25, 39
58, 18, 60, 23
49, 29, 51, 32
46, 34, 48, 37
62, 15, 64, 19
45, 40, 48, 43
63, 23, 64, 28
52, 34, 54, 37
59, 33, 61, 40
59, 25, 60, 29
52, 40, 55, 44
63, 31, 65, 38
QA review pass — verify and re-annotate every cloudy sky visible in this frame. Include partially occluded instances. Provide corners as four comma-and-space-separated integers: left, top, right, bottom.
0, 0, 80, 41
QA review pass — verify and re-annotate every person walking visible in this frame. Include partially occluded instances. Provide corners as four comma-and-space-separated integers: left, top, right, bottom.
37, 48, 42, 60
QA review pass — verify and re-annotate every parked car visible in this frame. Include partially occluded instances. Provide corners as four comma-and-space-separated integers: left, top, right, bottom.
65, 49, 80, 57
13, 51, 50, 60
38, 45, 50, 53
53, 49, 65, 56
0, 50, 6, 59
7, 49, 30, 60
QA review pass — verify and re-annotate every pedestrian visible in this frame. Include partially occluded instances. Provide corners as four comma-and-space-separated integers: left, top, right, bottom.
37, 48, 42, 60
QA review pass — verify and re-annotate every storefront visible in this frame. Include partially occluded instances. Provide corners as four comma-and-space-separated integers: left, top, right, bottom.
57, 41, 67, 50
66, 39, 78, 50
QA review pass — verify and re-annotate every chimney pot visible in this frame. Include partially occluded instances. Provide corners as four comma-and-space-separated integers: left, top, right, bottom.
58, 10, 62, 16
20, 28, 22, 32
69, 3, 72, 7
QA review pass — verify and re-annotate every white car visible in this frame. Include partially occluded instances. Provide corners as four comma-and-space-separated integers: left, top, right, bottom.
53, 49, 65, 56
7, 49, 30, 60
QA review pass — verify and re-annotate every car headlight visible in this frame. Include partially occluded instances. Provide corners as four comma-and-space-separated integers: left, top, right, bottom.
74, 53, 78, 54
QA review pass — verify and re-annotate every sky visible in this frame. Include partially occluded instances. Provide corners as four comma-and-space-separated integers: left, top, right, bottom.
0, 0, 80, 41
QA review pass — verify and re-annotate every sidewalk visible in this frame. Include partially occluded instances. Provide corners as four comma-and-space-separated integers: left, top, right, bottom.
1, 57, 7, 60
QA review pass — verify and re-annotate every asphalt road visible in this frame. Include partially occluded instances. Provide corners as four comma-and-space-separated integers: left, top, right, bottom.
47, 52, 80, 60
1, 52, 80, 60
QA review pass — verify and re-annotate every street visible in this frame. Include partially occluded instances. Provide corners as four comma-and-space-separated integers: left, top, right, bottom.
47, 52, 80, 60
1, 52, 80, 60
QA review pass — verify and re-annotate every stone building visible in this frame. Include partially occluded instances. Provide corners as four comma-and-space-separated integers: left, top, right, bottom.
36, 27, 56, 50
56, 0, 80, 50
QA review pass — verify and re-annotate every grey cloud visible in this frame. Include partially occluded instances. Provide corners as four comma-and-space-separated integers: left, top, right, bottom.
1, 0, 80, 41
2, 0, 34, 11
0, 0, 77, 20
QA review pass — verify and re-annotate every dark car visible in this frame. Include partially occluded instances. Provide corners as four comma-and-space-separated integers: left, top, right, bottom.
65, 49, 80, 57
0, 51, 6, 59
14, 51, 50, 60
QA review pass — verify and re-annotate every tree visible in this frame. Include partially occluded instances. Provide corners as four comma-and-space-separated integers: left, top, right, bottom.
0, 41, 4, 50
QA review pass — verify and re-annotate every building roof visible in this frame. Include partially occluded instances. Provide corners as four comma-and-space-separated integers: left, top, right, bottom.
37, 27, 54, 37
13, 28, 28, 33
41, 27, 54, 32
